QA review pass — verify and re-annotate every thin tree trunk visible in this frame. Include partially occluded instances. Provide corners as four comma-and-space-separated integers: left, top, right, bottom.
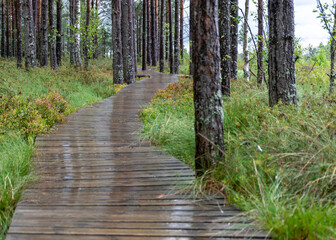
243, 0, 249, 81
36, 0, 41, 62
230, 0, 238, 81
130, 0, 137, 74
330, 7, 336, 94
121, 0, 135, 84
173, 0, 179, 74
23, 0, 37, 69
159, 0, 164, 72
180, 0, 183, 61
151, 0, 157, 66
142, 0, 147, 70
1, 0, 5, 57
56, 0, 62, 66
6, 0, 10, 57
12, 0, 15, 56
219, 0, 231, 96
165, 0, 169, 61
191, 0, 225, 177
168, 0, 173, 73
189, 0, 194, 75
147, 0, 151, 65
74, 0, 82, 67
112, 0, 124, 84
49, 0, 58, 70
84, 0, 90, 70
257, 0, 263, 85
268, 0, 297, 106
15, 0, 22, 68
40, 0, 48, 66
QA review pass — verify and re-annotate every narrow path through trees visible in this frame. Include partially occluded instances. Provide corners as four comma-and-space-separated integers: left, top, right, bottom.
6, 71, 268, 240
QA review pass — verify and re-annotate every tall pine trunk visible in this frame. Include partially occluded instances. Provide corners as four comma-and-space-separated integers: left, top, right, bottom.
243, 0, 249, 81
230, 0, 238, 81
74, 0, 82, 67
219, 0, 231, 96
36, 0, 41, 62
159, 0, 164, 72
142, 0, 147, 70
168, 0, 173, 73
191, 0, 225, 177
40, 0, 48, 66
12, 0, 16, 57
84, 0, 90, 70
1, 0, 4, 57
268, 0, 297, 106
257, 0, 263, 85
56, 0, 62, 66
15, 0, 22, 68
23, 0, 37, 69
146, 0, 151, 65
6, 0, 10, 57
48, 0, 58, 70
121, 0, 135, 84
180, 0, 183, 61
330, 7, 336, 94
173, 0, 179, 74
151, 0, 157, 66
112, 0, 124, 84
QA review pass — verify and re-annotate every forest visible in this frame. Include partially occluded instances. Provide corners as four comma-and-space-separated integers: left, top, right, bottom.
0, 0, 335, 239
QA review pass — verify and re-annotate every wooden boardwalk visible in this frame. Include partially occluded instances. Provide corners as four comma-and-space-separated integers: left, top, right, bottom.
6, 71, 268, 240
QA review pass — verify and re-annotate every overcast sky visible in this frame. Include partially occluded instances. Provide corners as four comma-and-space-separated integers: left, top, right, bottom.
239, 0, 331, 47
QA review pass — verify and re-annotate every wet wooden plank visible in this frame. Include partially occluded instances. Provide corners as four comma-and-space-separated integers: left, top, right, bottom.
6, 71, 269, 239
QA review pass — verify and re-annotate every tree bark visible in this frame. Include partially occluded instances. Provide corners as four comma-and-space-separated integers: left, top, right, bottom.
23, 0, 37, 69
159, 0, 164, 72
84, 0, 90, 70
268, 0, 297, 106
257, 0, 263, 85
69, 0, 74, 65
180, 0, 183, 61
230, 0, 238, 81
112, 0, 124, 84
243, 0, 249, 81
219, 0, 231, 96
122, 0, 135, 84
151, 0, 157, 66
165, 0, 169, 61
142, 0, 147, 70
173, 0, 179, 74
73, 0, 82, 67
130, 0, 137, 74
56, 0, 62, 66
147, 0, 151, 65
168, 0, 173, 73
6, 0, 10, 57
48, 0, 58, 70
191, 0, 225, 177
36, 0, 41, 62
12, 0, 16, 56
1, 0, 4, 57
15, 0, 22, 68
40, 0, 48, 66
330, 7, 336, 94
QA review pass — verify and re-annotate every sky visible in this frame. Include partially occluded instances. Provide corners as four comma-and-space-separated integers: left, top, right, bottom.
239, 0, 331, 48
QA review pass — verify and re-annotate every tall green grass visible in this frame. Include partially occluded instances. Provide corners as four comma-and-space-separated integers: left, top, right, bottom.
0, 58, 120, 238
140, 73, 336, 239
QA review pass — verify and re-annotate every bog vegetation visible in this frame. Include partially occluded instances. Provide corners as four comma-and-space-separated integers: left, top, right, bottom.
0, 59, 124, 238
140, 43, 336, 240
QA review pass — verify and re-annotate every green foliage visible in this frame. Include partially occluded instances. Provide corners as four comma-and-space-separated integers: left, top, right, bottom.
140, 73, 336, 239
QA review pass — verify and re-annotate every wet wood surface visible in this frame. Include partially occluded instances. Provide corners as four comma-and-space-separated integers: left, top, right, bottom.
6, 71, 269, 239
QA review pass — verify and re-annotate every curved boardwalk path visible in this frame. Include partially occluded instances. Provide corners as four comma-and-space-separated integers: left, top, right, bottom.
7, 71, 268, 240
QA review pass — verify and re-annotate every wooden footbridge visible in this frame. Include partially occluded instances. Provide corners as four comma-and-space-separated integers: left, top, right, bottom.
6, 71, 269, 239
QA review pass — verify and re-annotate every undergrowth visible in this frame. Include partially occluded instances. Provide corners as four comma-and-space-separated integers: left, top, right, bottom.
0, 58, 124, 238
140, 66, 336, 239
